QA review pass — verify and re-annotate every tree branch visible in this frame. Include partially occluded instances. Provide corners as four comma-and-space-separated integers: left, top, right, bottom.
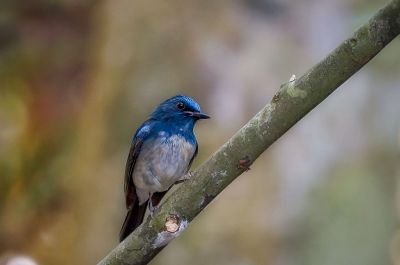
98, 1, 400, 264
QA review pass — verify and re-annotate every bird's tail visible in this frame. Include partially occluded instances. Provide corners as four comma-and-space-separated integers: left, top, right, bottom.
119, 200, 147, 242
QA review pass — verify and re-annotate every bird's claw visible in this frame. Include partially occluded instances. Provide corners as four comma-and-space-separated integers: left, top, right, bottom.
175, 171, 193, 184
148, 200, 158, 216
182, 171, 193, 180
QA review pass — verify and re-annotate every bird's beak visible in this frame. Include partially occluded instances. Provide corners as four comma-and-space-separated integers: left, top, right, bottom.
185, 111, 210, 119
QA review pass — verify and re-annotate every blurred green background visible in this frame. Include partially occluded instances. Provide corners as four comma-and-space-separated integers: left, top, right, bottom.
0, 0, 399, 264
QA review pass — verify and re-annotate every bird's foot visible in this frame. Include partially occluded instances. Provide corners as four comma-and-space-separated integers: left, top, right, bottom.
182, 171, 194, 180
175, 171, 193, 184
148, 202, 158, 217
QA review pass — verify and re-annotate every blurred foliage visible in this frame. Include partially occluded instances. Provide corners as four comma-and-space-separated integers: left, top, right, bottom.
299, 160, 396, 265
0, 0, 96, 258
0, 0, 399, 265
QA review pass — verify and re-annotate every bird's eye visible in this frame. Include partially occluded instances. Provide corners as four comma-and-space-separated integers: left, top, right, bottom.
176, 102, 185, 110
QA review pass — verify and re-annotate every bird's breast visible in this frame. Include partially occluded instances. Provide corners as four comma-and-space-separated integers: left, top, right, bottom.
133, 133, 196, 192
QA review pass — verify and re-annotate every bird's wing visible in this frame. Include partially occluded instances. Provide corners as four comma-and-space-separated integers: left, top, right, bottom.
124, 123, 152, 209
187, 142, 198, 171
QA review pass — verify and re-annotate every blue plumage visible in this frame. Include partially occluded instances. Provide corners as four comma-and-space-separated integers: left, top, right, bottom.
120, 95, 209, 241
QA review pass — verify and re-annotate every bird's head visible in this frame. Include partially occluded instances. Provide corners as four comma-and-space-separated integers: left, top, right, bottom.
150, 95, 210, 124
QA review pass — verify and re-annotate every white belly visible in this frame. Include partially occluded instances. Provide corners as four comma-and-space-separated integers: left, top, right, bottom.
133, 134, 196, 203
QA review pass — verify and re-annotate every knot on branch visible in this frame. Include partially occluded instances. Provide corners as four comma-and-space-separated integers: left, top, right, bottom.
237, 155, 252, 171
152, 215, 188, 249
165, 215, 180, 233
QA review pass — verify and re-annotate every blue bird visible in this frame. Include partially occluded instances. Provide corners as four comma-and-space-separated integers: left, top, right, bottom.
119, 95, 210, 242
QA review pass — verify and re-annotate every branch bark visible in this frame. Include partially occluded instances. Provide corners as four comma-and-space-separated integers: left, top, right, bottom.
98, 1, 400, 264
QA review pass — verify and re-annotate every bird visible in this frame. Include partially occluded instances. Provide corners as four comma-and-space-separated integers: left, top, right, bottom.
119, 94, 210, 242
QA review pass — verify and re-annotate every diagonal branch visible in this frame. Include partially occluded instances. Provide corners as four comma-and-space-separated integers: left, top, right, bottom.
98, 1, 400, 264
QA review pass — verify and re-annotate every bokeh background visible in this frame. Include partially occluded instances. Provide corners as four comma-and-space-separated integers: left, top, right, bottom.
1, 0, 400, 264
